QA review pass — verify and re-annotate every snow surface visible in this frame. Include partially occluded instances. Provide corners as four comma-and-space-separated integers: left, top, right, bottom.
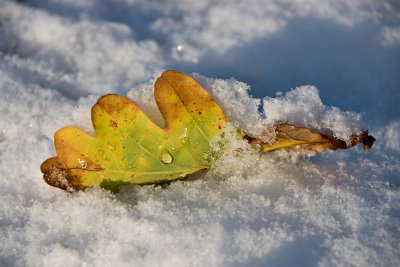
1, 0, 399, 266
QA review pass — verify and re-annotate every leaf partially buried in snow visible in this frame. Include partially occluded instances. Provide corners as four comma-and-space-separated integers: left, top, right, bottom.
246, 123, 375, 153
41, 70, 226, 191
41, 70, 374, 192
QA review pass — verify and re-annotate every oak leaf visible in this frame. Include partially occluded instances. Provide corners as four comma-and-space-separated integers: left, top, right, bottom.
246, 123, 375, 153
41, 70, 374, 191
41, 70, 226, 191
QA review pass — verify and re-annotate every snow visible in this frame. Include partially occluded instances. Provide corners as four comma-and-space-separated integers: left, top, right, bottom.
0, 0, 399, 266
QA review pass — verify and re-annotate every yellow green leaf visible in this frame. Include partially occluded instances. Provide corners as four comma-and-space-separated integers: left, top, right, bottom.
41, 70, 226, 191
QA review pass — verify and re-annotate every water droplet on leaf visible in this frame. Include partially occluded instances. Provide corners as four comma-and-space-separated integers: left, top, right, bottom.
78, 159, 87, 169
160, 150, 173, 164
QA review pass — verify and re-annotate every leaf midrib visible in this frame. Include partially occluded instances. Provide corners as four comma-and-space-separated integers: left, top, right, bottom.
68, 166, 208, 176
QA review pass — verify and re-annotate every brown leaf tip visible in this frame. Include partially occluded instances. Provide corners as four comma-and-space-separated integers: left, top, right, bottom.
362, 133, 375, 152
43, 169, 73, 192
349, 130, 375, 152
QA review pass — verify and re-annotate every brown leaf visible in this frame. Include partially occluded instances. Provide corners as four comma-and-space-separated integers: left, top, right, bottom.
246, 123, 375, 153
